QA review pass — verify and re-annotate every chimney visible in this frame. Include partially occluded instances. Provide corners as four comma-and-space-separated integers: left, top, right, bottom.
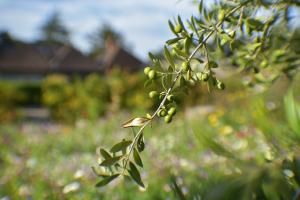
102, 35, 119, 68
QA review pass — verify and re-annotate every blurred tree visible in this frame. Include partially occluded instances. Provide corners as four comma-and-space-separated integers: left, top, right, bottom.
40, 11, 70, 44
88, 23, 124, 58
0, 31, 15, 45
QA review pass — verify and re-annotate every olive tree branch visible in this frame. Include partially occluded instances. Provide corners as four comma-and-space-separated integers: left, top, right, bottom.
121, 0, 250, 175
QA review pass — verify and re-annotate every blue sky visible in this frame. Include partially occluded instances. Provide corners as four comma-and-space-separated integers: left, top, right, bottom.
0, 0, 198, 61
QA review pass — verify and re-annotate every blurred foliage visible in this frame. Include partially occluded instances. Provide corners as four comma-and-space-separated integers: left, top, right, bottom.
1, 78, 300, 199
41, 74, 110, 123
0, 80, 41, 122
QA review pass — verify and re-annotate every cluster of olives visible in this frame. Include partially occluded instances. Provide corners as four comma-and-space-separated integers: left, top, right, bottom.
159, 106, 176, 123
148, 90, 177, 123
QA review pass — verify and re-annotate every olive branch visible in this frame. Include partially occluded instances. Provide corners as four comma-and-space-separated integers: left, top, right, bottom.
93, 0, 253, 188
93, 0, 300, 189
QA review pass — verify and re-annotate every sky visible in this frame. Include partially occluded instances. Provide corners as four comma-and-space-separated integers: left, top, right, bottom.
0, 0, 198, 61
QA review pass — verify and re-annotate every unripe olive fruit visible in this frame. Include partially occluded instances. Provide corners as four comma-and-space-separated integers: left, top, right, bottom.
217, 82, 225, 90
260, 60, 268, 68
202, 73, 209, 81
158, 109, 167, 117
148, 70, 156, 80
144, 67, 151, 75
218, 10, 225, 21
149, 91, 158, 98
164, 115, 172, 123
168, 107, 177, 116
175, 24, 182, 33
182, 61, 190, 72
167, 94, 175, 102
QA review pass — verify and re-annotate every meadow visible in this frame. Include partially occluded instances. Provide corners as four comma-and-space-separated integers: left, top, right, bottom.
1, 72, 299, 199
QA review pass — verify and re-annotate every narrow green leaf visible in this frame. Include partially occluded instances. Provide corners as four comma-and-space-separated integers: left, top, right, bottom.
209, 61, 218, 68
91, 166, 110, 178
177, 15, 186, 32
95, 174, 120, 187
203, 9, 209, 22
173, 47, 188, 58
110, 140, 132, 153
148, 52, 156, 62
191, 58, 204, 63
184, 37, 191, 54
128, 162, 145, 188
166, 37, 182, 45
137, 133, 145, 152
133, 148, 143, 167
100, 156, 122, 167
144, 79, 152, 88
199, 0, 203, 14
100, 148, 112, 159
164, 46, 175, 68
168, 20, 178, 36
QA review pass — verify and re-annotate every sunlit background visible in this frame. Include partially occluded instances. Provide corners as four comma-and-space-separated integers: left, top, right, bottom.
0, 0, 300, 199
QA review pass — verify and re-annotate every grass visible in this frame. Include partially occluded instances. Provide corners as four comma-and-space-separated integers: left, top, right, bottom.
1, 74, 300, 199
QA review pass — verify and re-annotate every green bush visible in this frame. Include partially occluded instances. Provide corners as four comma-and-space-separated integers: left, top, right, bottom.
41, 74, 110, 123
0, 80, 41, 122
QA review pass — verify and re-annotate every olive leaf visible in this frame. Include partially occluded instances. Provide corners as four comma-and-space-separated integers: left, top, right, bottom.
91, 166, 110, 178
199, 0, 203, 13
122, 117, 150, 128
148, 52, 156, 63
164, 46, 175, 69
99, 148, 112, 159
184, 37, 192, 55
177, 15, 186, 32
110, 140, 132, 153
137, 133, 145, 152
128, 162, 145, 188
208, 61, 218, 68
166, 37, 182, 46
168, 20, 178, 36
95, 174, 120, 187
133, 148, 143, 167
99, 156, 123, 167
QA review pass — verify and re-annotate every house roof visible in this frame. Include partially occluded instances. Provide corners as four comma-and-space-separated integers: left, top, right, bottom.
0, 41, 102, 75
105, 47, 144, 72
0, 40, 144, 76
0, 42, 50, 74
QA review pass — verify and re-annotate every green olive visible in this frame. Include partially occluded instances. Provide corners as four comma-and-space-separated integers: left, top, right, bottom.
182, 61, 190, 72
217, 82, 225, 90
149, 91, 158, 98
167, 95, 175, 101
144, 67, 151, 75
202, 73, 209, 82
260, 60, 268, 68
218, 10, 225, 21
158, 109, 167, 117
148, 70, 156, 80
164, 115, 172, 123
175, 24, 182, 33
168, 107, 177, 116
